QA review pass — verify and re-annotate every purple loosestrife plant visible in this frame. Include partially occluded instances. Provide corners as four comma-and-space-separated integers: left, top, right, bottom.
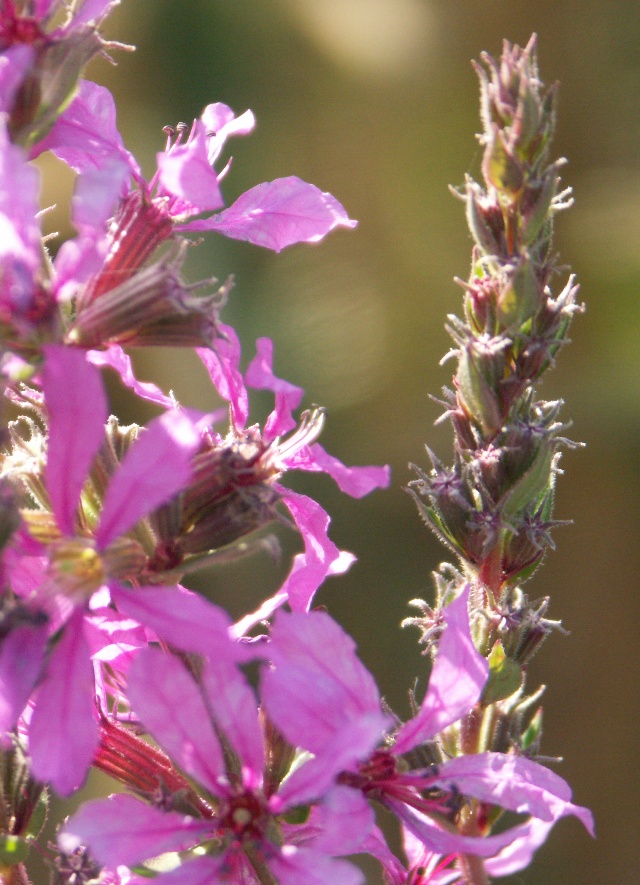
0, 10, 592, 885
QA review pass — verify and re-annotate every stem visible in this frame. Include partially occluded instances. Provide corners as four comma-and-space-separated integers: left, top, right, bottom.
457, 804, 491, 885
245, 846, 278, 885
460, 704, 485, 755
458, 852, 491, 885
0, 864, 32, 885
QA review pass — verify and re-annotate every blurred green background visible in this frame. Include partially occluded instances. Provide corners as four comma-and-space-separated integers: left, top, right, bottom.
39, 1, 640, 882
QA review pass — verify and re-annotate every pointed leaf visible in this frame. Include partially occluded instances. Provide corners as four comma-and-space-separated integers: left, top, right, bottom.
481, 640, 523, 704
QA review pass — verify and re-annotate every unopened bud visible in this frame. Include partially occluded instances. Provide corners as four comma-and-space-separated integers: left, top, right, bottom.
67, 246, 229, 350
456, 337, 505, 437
482, 125, 524, 199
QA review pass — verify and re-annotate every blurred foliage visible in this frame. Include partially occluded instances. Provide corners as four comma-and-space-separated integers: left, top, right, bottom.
36, 1, 640, 882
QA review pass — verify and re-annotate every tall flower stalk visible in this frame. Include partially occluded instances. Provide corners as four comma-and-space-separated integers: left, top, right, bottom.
407, 35, 584, 883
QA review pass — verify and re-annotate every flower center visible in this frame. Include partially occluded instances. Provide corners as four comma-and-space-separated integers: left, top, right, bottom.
48, 538, 105, 600
220, 790, 267, 841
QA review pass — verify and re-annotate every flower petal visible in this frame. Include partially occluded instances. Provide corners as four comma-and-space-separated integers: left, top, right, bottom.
268, 845, 364, 885
388, 799, 542, 859
0, 622, 48, 738
0, 46, 35, 115
156, 119, 224, 215
306, 785, 375, 855
29, 609, 98, 794
245, 337, 304, 440
35, 80, 139, 178
276, 713, 388, 808
200, 658, 265, 782
292, 442, 391, 498
394, 585, 489, 753
96, 410, 201, 548
112, 584, 252, 660
59, 794, 208, 868
42, 345, 108, 537
197, 321, 248, 431
182, 176, 357, 251
127, 647, 226, 796
279, 489, 356, 612
429, 752, 594, 834
128, 855, 225, 885
263, 609, 382, 753
484, 817, 555, 876
202, 103, 256, 167
88, 345, 176, 409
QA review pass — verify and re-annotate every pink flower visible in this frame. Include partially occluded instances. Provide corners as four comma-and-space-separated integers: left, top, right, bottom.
1, 0, 124, 148
38, 85, 355, 280
1, 346, 238, 793
0, 119, 57, 351
60, 643, 370, 884
195, 332, 390, 630
29, 84, 356, 351
261, 587, 593, 862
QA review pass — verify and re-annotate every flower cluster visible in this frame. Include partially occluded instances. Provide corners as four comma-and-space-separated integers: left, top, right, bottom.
0, 9, 591, 885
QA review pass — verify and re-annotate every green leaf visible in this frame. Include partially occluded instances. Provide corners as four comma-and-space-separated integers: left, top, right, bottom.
521, 707, 543, 751
25, 789, 49, 841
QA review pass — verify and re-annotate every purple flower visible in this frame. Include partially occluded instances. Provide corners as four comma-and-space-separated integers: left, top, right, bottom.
1, 345, 242, 793
1, 0, 124, 147
60, 644, 370, 884
261, 586, 593, 862
39, 85, 355, 264
28, 84, 356, 351
194, 332, 390, 630
0, 118, 58, 353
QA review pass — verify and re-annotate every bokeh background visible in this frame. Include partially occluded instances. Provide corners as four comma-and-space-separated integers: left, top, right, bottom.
38, 1, 640, 882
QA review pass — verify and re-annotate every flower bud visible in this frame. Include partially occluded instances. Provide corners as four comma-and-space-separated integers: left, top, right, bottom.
464, 178, 504, 257
147, 429, 288, 574
482, 125, 524, 199
496, 257, 540, 328
3, 4, 128, 149
456, 335, 506, 437
67, 244, 229, 351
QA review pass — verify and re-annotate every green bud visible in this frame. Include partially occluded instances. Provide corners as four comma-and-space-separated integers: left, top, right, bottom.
11, 31, 104, 148
457, 342, 503, 436
521, 707, 543, 752
520, 171, 557, 246
481, 640, 523, 705
501, 443, 555, 521
497, 258, 540, 328
482, 126, 524, 198
464, 178, 503, 256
